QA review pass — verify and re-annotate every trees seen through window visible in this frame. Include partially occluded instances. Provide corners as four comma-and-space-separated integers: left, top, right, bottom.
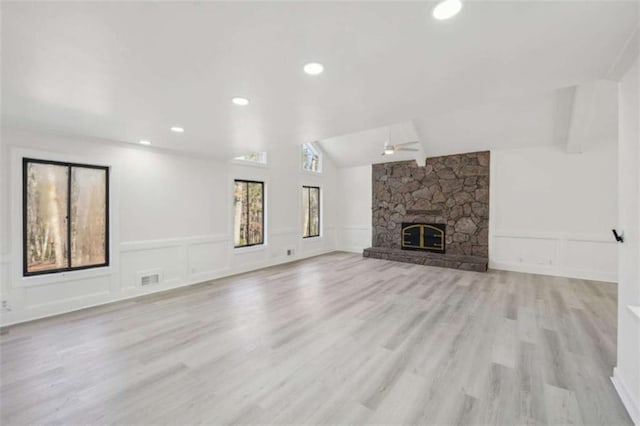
23, 158, 109, 276
301, 144, 321, 173
303, 186, 320, 238
234, 152, 267, 164
234, 180, 264, 247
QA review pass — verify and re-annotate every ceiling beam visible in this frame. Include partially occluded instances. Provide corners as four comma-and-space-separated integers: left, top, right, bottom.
566, 81, 599, 154
606, 23, 639, 81
566, 80, 619, 153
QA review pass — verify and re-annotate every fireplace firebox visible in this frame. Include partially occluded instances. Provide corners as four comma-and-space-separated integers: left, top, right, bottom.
401, 223, 446, 253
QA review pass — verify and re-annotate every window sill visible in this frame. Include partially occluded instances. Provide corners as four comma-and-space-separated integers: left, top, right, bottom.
233, 244, 267, 254
20, 265, 113, 288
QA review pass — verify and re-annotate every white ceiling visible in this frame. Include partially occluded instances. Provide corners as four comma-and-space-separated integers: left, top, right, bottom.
414, 80, 620, 157
2, 1, 638, 160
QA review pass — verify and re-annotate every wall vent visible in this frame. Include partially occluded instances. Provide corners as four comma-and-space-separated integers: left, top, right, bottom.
141, 274, 160, 286
137, 269, 162, 287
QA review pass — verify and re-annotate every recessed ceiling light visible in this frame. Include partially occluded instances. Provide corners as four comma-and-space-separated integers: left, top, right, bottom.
303, 62, 324, 75
139, 140, 152, 145
432, 0, 463, 20
170, 126, 184, 133
232, 97, 250, 106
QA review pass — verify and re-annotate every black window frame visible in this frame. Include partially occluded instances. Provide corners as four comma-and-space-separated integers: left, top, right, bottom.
233, 179, 265, 248
22, 158, 110, 277
302, 185, 320, 239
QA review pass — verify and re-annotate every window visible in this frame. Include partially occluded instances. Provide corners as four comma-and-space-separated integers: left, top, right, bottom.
23, 158, 109, 276
302, 186, 320, 238
301, 143, 321, 173
233, 152, 267, 164
233, 180, 264, 247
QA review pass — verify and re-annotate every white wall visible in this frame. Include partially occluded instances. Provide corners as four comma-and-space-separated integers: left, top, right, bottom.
612, 58, 640, 425
0, 127, 337, 326
490, 142, 618, 282
335, 165, 371, 252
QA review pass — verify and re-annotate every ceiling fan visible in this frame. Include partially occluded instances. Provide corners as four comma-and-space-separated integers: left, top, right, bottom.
382, 141, 420, 156
381, 125, 420, 156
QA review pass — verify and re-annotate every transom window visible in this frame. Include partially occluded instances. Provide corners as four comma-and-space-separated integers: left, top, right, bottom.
301, 143, 321, 173
302, 186, 320, 238
233, 180, 264, 247
233, 152, 267, 164
23, 158, 109, 276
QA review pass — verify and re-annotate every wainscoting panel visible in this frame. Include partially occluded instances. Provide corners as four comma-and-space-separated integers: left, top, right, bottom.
490, 231, 617, 282
187, 238, 229, 278
564, 238, 617, 280
232, 244, 271, 272
492, 234, 558, 267
322, 227, 338, 252
267, 228, 299, 261
24, 274, 111, 309
300, 232, 333, 256
0, 254, 11, 299
336, 226, 371, 253
120, 243, 185, 290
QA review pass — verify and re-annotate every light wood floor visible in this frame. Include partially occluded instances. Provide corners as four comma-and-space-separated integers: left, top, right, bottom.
0, 252, 632, 425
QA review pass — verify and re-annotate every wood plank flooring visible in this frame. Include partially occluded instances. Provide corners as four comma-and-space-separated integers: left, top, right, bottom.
0, 252, 632, 425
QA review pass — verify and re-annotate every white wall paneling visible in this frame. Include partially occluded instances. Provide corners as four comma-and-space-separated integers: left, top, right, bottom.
491, 231, 617, 282
0, 254, 14, 317
121, 243, 184, 290
335, 165, 372, 253
187, 237, 230, 281
120, 235, 231, 291
337, 226, 372, 253
24, 275, 111, 311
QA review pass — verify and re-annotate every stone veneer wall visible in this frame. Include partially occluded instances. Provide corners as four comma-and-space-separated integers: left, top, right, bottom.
372, 151, 490, 257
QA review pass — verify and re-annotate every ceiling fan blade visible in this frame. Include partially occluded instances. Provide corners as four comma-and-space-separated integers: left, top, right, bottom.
394, 141, 420, 148
396, 148, 419, 152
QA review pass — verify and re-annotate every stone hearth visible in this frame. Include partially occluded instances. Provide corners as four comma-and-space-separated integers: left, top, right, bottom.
363, 247, 488, 272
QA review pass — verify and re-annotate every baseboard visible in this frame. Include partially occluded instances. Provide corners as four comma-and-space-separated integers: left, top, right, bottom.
612, 367, 640, 425
336, 246, 366, 254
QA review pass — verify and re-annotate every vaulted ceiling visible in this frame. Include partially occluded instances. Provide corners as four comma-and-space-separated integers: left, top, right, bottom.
2, 1, 637, 160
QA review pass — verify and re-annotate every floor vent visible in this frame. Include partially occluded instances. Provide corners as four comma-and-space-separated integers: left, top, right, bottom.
137, 270, 162, 286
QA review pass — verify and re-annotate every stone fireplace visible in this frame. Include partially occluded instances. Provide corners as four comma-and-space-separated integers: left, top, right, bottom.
363, 151, 489, 272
